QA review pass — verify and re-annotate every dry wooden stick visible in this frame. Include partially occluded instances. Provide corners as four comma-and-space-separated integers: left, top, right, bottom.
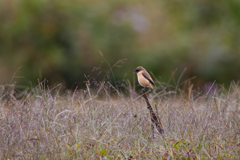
142, 90, 164, 135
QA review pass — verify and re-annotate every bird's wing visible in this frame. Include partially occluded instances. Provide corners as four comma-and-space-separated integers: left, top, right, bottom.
142, 72, 154, 86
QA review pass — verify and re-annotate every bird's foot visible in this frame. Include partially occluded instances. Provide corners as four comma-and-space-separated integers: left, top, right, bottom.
142, 87, 146, 93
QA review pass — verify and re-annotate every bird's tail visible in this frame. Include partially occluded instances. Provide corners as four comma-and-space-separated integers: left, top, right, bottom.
150, 84, 154, 90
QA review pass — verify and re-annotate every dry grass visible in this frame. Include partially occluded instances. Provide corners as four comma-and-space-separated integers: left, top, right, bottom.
0, 80, 240, 159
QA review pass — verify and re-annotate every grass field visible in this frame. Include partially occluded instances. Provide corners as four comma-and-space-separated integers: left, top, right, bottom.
0, 79, 240, 159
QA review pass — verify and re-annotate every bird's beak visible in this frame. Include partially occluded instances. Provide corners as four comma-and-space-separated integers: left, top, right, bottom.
133, 70, 136, 72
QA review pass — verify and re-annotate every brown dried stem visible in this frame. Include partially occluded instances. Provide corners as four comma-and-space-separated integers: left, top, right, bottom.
142, 90, 164, 135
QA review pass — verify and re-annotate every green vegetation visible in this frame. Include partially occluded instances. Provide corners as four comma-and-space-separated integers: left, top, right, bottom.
0, 79, 240, 159
1, 0, 240, 89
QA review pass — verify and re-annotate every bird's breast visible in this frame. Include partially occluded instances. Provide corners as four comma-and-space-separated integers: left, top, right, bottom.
137, 72, 151, 87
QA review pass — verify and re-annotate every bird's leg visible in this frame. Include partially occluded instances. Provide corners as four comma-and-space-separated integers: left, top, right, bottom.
142, 87, 146, 93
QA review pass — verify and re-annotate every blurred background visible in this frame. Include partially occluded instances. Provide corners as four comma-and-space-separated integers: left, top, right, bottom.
1, 0, 240, 91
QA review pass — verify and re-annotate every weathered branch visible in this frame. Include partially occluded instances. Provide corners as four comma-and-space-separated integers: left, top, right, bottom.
142, 90, 164, 134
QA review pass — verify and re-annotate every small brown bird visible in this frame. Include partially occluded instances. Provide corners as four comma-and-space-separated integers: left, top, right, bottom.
134, 66, 154, 90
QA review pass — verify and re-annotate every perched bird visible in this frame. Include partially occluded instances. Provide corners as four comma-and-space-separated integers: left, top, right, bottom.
134, 66, 154, 91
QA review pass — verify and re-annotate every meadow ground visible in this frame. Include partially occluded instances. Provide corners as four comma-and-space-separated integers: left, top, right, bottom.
0, 80, 240, 159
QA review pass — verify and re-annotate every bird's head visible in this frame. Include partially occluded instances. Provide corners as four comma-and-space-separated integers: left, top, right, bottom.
134, 66, 144, 73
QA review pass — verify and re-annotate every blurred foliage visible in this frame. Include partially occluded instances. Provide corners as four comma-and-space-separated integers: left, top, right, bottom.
0, 0, 240, 90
